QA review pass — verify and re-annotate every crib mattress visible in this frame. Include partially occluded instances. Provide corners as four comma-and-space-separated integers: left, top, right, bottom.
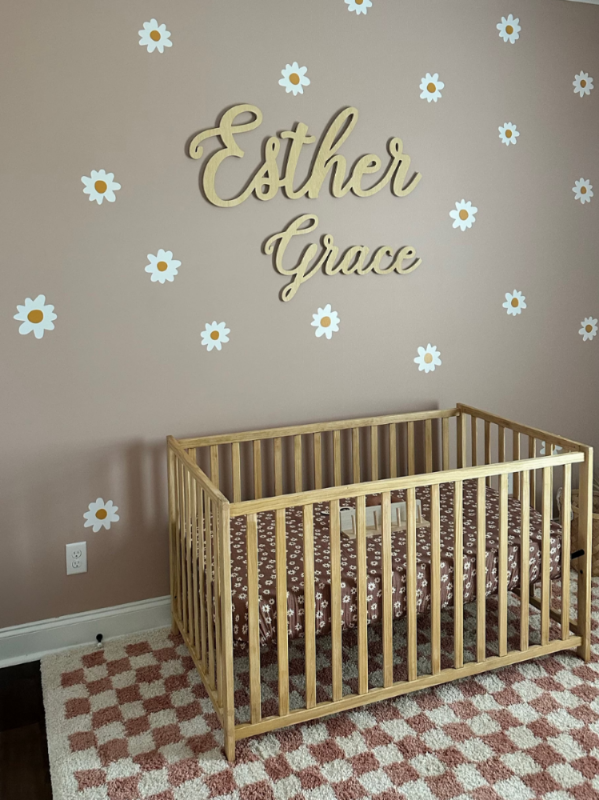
229, 481, 563, 646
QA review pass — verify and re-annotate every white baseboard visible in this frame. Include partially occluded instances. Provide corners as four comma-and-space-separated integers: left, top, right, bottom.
0, 596, 172, 668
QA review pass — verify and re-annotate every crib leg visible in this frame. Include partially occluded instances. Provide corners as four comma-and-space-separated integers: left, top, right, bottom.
576, 450, 593, 663
171, 614, 179, 636
224, 729, 235, 762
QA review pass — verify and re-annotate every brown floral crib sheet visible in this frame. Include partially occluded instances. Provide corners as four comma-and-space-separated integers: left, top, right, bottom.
229, 480, 563, 646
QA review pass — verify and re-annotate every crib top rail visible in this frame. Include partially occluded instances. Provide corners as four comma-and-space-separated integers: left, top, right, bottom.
458, 404, 588, 454
227, 450, 585, 517
177, 407, 458, 449
167, 435, 228, 505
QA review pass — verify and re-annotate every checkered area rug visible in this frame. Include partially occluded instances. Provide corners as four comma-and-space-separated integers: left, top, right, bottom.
42, 577, 599, 800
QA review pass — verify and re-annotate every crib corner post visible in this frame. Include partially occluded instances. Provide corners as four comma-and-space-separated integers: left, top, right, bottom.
218, 501, 236, 762
577, 446, 594, 663
167, 438, 179, 636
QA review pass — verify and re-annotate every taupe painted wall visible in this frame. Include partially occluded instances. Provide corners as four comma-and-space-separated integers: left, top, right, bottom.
1, 0, 598, 629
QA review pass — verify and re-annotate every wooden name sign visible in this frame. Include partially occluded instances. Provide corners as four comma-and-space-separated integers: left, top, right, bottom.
188, 105, 421, 207
266, 214, 422, 301
187, 106, 423, 299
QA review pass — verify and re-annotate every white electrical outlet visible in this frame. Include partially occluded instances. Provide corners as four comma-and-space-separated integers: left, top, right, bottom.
66, 542, 87, 575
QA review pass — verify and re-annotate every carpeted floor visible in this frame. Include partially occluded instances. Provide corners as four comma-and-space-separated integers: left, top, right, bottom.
42, 578, 599, 800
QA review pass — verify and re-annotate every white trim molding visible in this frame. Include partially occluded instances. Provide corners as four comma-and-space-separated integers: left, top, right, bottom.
0, 596, 171, 668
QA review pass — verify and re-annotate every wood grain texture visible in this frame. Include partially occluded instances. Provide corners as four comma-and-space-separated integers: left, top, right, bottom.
247, 514, 261, 724
498, 474, 508, 657
406, 488, 417, 681
561, 465, 572, 641
303, 505, 317, 708
476, 477, 486, 662
520, 472, 530, 652
356, 496, 369, 694
330, 499, 343, 702
381, 492, 393, 688
453, 481, 464, 669
430, 484, 441, 675
275, 509, 290, 716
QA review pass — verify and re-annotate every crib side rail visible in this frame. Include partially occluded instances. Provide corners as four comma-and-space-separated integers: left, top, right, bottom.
231, 450, 588, 749
167, 436, 234, 746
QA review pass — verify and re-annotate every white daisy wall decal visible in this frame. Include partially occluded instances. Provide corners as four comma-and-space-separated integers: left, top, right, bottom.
345, 0, 372, 15
579, 317, 598, 341
81, 170, 121, 205
414, 344, 442, 374
573, 179, 593, 204
450, 200, 477, 231
420, 73, 444, 103
497, 15, 520, 44
201, 322, 230, 352
14, 295, 57, 339
503, 290, 527, 316
573, 72, 594, 98
139, 20, 172, 53
145, 250, 181, 284
279, 63, 310, 96
499, 123, 519, 146
311, 305, 340, 339
84, 499, 119, 532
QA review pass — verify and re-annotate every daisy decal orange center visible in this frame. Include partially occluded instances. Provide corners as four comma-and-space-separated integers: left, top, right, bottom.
581, 80, 587, 88
94, 180, 107, 194
96, 509, 107, 520
320, 317, 331, 327
427, 83, 436, 93
581, 187, 587, 194
424, 353, 433, 364
157, 261, 168, 271
27, 310, 43, 323
150, 30, 161, 42
587, 325, 593, 332
210, 331, 220, 340
459, 210, 469, 221
511, 298, 519, 307
289, 73, 300, 85
506, 25, 513, 34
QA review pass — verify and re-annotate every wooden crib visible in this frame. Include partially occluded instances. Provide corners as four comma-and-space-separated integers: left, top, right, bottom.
167, 404, 594, 762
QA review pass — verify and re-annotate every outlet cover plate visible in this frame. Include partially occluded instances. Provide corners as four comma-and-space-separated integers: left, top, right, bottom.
66, 542, 87, 575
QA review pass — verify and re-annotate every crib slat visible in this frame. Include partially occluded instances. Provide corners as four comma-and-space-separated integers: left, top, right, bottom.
471, 416, 478, 467
529, 438, 537, 510
247, 513, 261, 723
275, 508, 289, 716
541, 467, 551, 646
548, 444, 555, 519
457, 415, 466, 468
214, 503, 223, 706
498, 426, 506, 463
314, 433, 322, 490
381, 491, 393, 688
371, 426, 379, 481
561, 465, 572, 640
498, 473, 509, 657
485, 421, 491, 487
520, 471, 530, 651
294, 435, 303, 493
407, 488, 418, 681
232, 442, 242, 502
407, 422, 415, 476
352, 428, 360, 484
190, 476, 198, 654
513, 433, 521, 499
334, 430, 342, 486
476, 477, 486, 662
253, 441, 262, 500
442, 418, 450, 471
356, 496, 369, 694
210, 445, 219, 489
454, 480, 464, 669
430, 484, 441, 675
389, 423, 397, 478
274, 437, 283, 496
425, 419, 433, 474
198, 487, 207, 670
206, 497, 215, 689
180, 462, 188, 634
330, 499, 343, 702
186, 471, 194, 641
303, 505, 317, 709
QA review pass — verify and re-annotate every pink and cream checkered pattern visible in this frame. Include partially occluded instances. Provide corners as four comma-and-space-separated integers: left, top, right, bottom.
42, 578, 599, 800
